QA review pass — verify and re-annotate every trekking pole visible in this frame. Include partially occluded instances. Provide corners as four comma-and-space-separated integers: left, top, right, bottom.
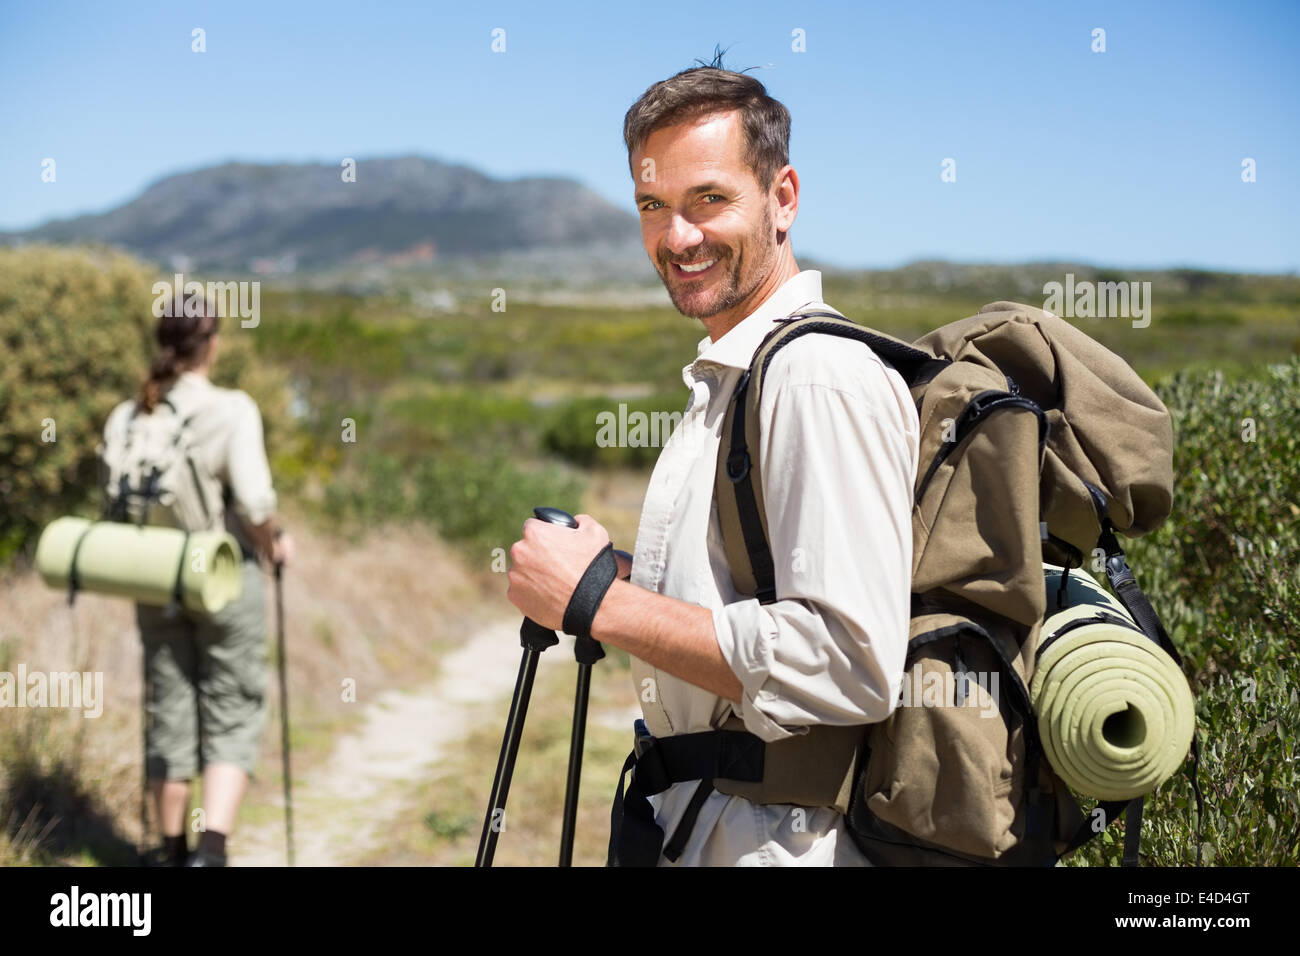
274, 531, 294, 867
558, 628, 604, 866
475, 506, 575, 867
140, 653, 150, 864
556, 546, 627, 866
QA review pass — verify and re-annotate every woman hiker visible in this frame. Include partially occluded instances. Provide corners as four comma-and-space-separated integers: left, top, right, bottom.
102, 289, 294, 866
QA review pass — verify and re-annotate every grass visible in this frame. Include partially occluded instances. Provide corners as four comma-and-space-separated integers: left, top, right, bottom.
0, 709, 140, 866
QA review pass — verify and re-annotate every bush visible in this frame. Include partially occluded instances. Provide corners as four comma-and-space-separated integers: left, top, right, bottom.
0, 245, 292, 567
542, 392, 687, 468
1066, 358, 1300, 866
382, 387, 543, 456
321, 447, 584, 561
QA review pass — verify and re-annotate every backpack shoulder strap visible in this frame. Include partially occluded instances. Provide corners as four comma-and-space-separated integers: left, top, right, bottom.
714, 310, 940, 603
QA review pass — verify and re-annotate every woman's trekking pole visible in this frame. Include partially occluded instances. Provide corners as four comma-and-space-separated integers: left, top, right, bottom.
274, 531, 294, 867
140, 656, 150, 864
475, 506, 576, 867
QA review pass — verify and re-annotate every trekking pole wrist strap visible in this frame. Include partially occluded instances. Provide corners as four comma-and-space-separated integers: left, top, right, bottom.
563, 543, 618, 642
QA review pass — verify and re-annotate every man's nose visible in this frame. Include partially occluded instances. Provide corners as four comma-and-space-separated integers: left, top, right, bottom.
665, 212, 704, 255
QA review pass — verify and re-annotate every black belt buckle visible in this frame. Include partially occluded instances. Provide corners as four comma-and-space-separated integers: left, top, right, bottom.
630, 721, 673, 795
633, 718, 654, 759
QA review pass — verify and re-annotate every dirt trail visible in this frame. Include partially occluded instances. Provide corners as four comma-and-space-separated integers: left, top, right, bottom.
233, 617, 576, 866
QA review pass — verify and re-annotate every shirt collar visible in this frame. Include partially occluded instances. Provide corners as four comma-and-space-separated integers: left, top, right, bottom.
167, 370, 210, 396
689, 270, 824, 376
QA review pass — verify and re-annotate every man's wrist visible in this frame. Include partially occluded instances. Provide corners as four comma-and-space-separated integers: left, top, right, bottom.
589, 578, 630, 645
562, 543, 619, 641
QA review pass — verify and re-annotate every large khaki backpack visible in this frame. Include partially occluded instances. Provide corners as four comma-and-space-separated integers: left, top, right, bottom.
99, 395, 226, 534
711, 301, 1202, 866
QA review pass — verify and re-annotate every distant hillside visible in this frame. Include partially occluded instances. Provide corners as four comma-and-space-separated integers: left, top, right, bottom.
3, 156, 644, 273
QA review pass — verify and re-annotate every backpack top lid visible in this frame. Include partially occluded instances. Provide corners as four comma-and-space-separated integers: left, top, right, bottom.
915, 301, 1174, 547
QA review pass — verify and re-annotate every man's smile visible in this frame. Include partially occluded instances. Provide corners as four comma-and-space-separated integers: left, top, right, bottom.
671, 257, 720, 279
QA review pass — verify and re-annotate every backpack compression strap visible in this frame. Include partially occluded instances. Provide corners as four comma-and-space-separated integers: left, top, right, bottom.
1096, 519, 1206, 866
65, 522, 97, 607
163, 531, 192, 620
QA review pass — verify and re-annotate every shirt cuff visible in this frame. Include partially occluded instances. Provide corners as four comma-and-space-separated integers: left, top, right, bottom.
232, 489, 277, 527
711, 600, 803, 743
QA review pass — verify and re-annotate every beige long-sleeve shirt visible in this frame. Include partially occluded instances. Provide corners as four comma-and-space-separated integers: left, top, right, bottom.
103, 371, 277, 555
627, 269, 919, 866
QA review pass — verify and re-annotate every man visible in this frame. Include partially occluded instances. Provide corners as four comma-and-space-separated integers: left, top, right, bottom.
506, 59, 919, 865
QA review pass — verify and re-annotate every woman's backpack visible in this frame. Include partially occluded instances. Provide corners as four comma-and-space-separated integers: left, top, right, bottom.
99, 395, 225, 534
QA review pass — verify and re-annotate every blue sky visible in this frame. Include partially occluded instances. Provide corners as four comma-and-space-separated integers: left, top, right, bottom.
2, 0, 1297, 272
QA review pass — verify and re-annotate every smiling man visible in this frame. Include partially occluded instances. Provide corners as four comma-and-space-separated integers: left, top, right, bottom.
506, 56, 919, 866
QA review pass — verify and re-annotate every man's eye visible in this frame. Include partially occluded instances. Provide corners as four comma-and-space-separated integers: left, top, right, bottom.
640, 195, 723, 212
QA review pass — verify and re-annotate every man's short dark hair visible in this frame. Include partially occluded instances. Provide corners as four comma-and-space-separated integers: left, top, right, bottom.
623, 47, 791, 194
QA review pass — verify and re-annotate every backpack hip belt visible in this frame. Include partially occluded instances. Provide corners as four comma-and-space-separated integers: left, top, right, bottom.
608, 717, 865, 865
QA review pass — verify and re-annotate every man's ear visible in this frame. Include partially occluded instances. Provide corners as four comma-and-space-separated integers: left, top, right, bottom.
773, 164, 799, 233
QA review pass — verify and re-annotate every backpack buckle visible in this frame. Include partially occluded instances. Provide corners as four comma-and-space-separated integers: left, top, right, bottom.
632, 734, 672, 795
633, 718, 652, 755
726, 450, 751, 483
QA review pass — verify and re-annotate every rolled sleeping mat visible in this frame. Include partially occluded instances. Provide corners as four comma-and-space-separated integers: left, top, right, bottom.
1032, 564, 1195, 801
35, 516, 243, 615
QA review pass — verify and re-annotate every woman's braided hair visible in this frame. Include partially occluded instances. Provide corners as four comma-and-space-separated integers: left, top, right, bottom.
137, 289, 221, 413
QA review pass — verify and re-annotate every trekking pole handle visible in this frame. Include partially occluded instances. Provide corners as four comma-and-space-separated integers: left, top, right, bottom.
532, 507, 613, 651
517, 507, 575, 652
533, 506, 578, 528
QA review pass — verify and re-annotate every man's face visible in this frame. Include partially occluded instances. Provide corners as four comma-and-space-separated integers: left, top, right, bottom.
632, 110, 778, 321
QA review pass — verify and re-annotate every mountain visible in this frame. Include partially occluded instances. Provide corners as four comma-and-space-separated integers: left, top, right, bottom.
4, 156, 645, 274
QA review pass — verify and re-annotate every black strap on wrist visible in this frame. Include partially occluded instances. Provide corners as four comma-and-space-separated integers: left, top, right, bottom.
563, 543, 618, 642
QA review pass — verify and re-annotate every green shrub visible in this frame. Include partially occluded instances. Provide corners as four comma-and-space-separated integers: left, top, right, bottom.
1066, 358, 1300, 865
542, 393, 687, 468
382, 387, 543, 456
321, 447, 583, 560
1158, 307, 1242, 327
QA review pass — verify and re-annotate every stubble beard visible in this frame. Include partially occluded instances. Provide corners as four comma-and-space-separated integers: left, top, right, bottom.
659, 205, 776, 322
